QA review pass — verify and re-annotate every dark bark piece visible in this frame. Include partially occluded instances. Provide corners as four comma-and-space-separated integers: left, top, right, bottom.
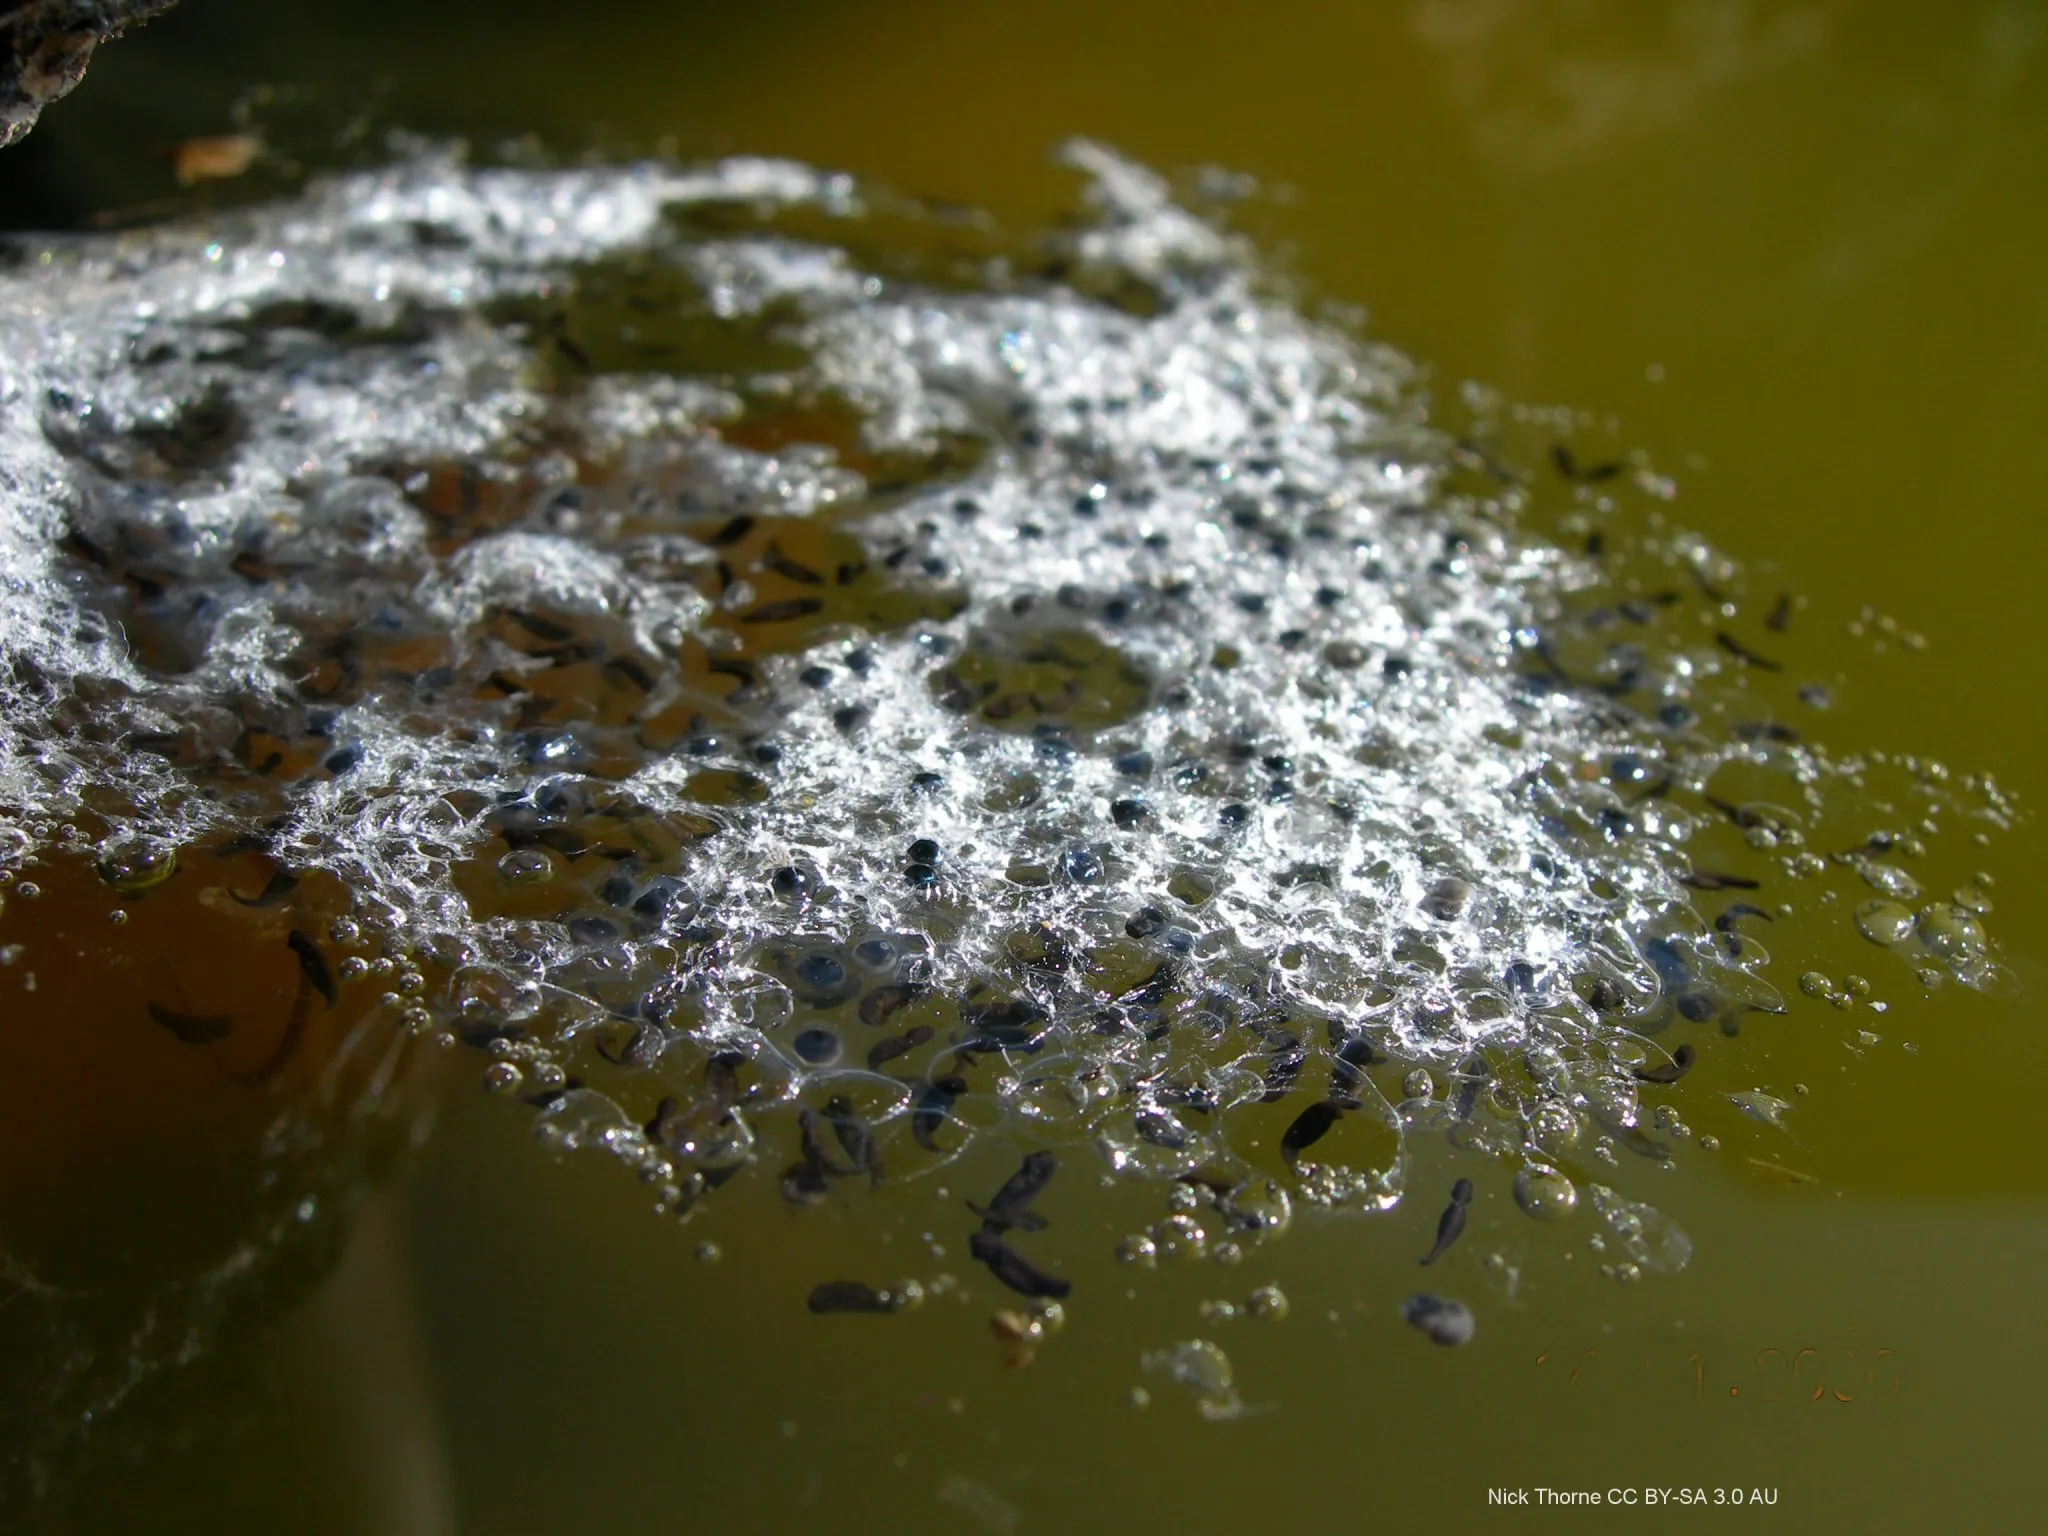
2, 1, 179, 149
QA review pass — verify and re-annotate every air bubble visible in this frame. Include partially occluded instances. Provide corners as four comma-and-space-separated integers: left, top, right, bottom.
1857, 862, 1920, 900
1142, 1340, 1242, 1419
1916, 903, 1985, 963
1727, 1090, 1793, 1128
1854, 900, 1914, 945
1221, 1178, 1292, 1239
1116, 1235, 1159, 1268
1513, 1164, 1578, 1221
1245, 1284, 1288, 1321
496, 849, 553, 885
95, 835, 178, 894
1149, 1212, 1209, 1260
1587, 1185, 1692, 1275
1526, 1100, 1584, 1155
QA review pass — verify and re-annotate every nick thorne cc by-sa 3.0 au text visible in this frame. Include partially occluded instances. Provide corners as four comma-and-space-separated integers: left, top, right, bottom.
1488, 1489, 1780, 1508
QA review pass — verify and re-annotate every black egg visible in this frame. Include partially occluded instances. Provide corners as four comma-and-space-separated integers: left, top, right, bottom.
795, 953, 845, 990
792, 1028, 842, 1067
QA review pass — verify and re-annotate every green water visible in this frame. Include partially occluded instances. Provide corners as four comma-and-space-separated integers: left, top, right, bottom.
8, 2, 2047, 1530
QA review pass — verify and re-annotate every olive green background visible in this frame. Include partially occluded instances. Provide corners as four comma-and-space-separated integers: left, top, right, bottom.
9, 1, 2045, 1531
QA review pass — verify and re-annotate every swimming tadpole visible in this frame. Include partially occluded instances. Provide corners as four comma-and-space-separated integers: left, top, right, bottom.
286, 929, 337, 1009
968, 1151, 1057, 1234
1419, 1178, 1474, 1266
807, 1281, 910, 1315
823, 1095, 883, 1188
146, 1000, 232, 1045
1633, 1044, 1695, 1084
969, 1229, 1072, 1300
1279, 1101, 1342, 1167
912, 1073, 969, 1153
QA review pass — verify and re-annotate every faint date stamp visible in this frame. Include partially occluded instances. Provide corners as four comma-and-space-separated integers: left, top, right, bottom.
1535, 1344, 1901, 1401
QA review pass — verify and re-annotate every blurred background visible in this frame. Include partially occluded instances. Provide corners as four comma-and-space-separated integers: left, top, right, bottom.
6, 2, 2046, 1531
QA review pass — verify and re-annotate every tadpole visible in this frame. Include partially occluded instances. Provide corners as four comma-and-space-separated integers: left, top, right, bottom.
969, 1151, 1056, 1234
912, 1074, 968, 1153
1279, 1101, 1342, 1166
147, 1001, 231, 1045
806, 1281, 898, 1315
287, 929, 336, 1009
1419, 1178, 1474, 1266
1633, 1044, 1696, 1084
969, 1229, 1071, 1300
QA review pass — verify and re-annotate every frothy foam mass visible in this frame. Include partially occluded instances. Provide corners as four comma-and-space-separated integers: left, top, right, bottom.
0, 140, 2014, 1289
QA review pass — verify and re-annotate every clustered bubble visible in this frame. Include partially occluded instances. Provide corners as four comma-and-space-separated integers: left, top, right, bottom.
0, 140, 2017, 1357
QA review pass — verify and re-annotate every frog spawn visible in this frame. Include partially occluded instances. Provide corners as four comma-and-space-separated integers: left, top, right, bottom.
0, 142, 2014, 1370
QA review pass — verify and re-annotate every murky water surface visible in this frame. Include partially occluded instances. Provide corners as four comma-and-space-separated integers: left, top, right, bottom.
1, 3, 2044, 1532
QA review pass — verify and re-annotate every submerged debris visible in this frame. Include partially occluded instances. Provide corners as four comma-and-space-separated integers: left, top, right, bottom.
1401, 1293, 1475, 1347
